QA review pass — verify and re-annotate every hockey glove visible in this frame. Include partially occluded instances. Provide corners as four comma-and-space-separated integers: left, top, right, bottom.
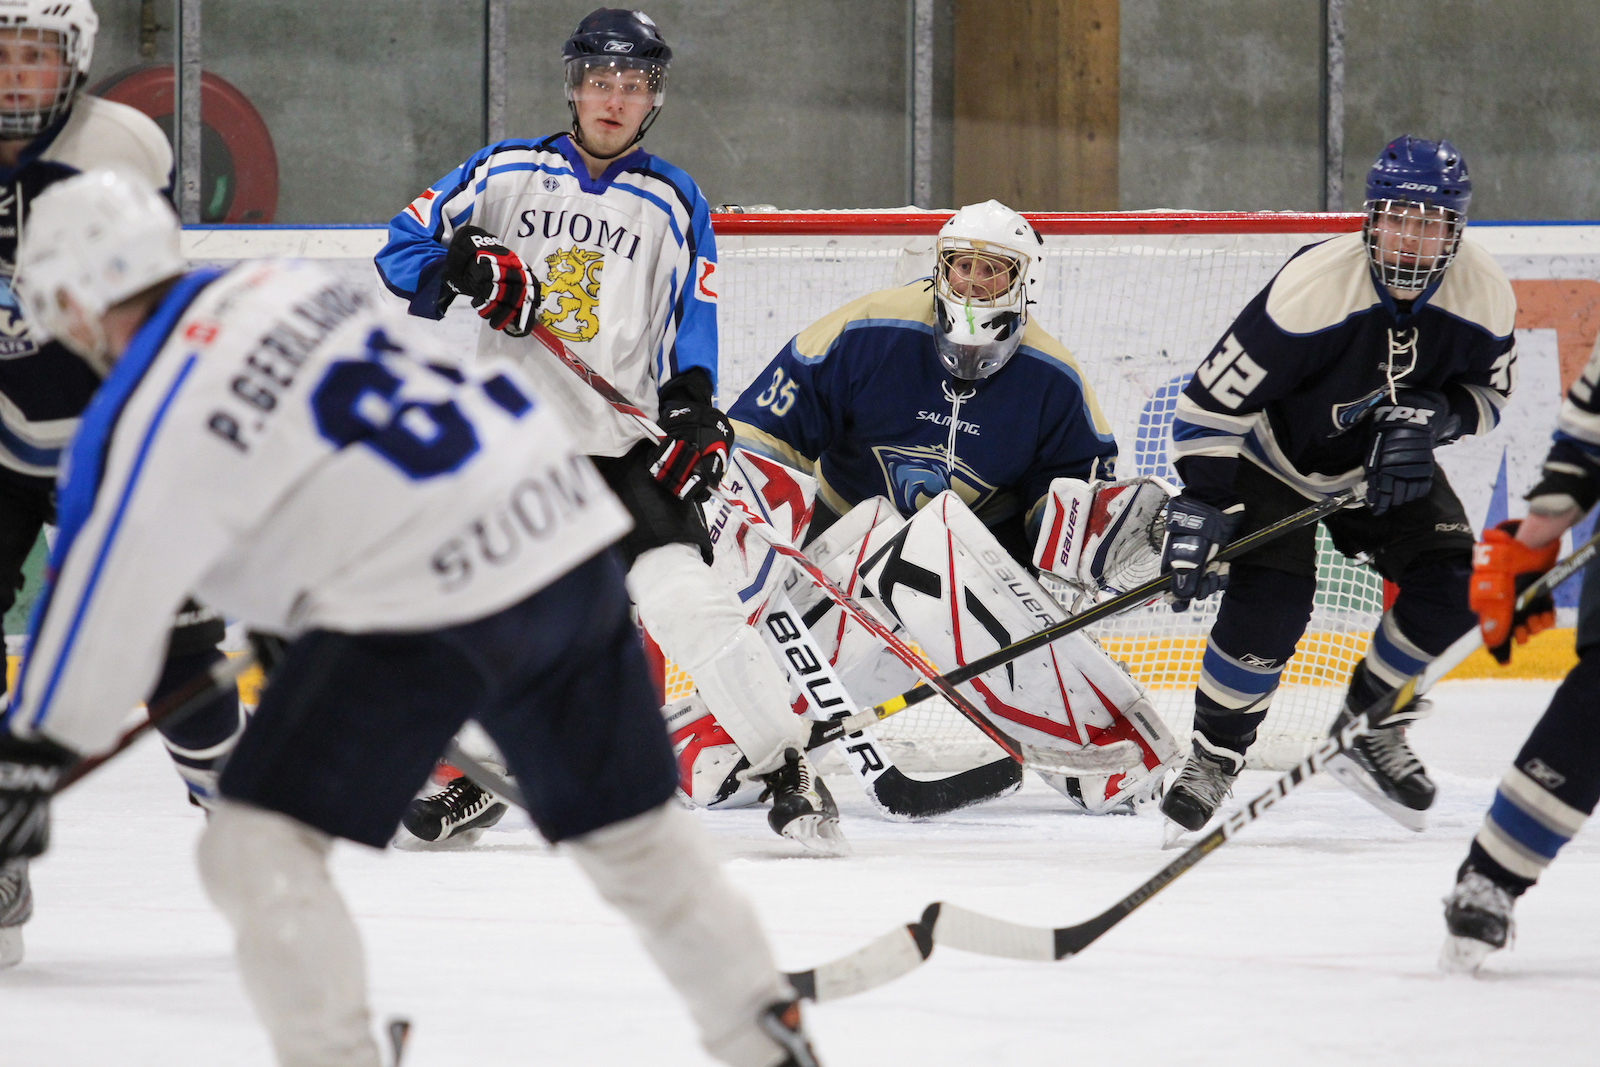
1161, 495, 1243, 612
1363, 389, 1459, 516
649, 369, 734, 503
1469, 519, 1559, 665
0, 731, 73, 861
440, 225, 540, 336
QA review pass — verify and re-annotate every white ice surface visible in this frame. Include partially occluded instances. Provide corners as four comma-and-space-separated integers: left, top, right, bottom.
3, 680, 1597, 1066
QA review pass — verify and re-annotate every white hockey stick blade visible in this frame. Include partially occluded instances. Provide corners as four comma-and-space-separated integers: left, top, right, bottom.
1322, 751, 1428, 831
1019, 739, 1143, 776
1438, 934, 1495, 976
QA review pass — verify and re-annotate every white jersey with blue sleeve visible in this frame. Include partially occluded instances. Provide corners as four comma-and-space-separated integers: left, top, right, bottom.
9, 259, 630, 755
375, 133, 719, 458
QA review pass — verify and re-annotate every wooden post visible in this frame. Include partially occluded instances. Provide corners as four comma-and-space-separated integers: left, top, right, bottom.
954, 0, 1119, 210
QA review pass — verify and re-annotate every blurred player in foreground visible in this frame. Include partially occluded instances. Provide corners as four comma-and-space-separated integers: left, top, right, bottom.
1158, 136, 1516, 834
1440, 342, 1600, 973
376, 8, 836, 853
0, 170, 819, 1067
0, 0, 245, 969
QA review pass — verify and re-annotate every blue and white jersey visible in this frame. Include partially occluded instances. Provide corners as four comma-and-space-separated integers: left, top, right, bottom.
0, 96, 173, 480
9, 259, 629, 755
729, 282, 1117, 537
1173, 231, 1516, 504
376, 133, 718, 458
1537, 338, 1600, 503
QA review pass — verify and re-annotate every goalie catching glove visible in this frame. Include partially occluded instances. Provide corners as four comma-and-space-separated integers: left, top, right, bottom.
1469, 519, 1559, 664
439, 225, 540, 336
649, 369, 734, 502
1161, 495, 1243, 612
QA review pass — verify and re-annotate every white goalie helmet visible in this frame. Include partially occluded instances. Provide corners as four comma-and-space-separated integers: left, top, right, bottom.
933, 200, 1043, 382
0, 0, 98, 138
15, 168, 184, 366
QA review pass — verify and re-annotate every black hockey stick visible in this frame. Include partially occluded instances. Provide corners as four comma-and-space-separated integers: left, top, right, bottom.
805, 489, 1359, 752
784, 528, 1600, 1002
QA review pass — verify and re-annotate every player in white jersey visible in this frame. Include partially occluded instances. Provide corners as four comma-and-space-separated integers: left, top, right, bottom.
377, 9, 837, 853
0, 0, 246, 970
0, 169, 821, 1067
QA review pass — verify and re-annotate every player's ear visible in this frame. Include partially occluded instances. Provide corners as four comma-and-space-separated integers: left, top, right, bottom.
53, 287, 114, 376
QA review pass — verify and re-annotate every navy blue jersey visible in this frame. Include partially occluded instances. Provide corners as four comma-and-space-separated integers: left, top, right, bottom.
0, 97, 172, 480
1173, 232, 1516, 506
729, 282, 1117, 536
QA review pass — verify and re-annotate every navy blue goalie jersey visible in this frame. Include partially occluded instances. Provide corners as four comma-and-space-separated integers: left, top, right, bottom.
1173, 231, 1516, 505
729, 282, 1117, 540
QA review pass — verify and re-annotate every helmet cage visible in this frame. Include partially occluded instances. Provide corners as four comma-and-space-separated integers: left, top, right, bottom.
932, 235, 1030, 381
0, 25, 85, 138
1362, 198, 1465, 293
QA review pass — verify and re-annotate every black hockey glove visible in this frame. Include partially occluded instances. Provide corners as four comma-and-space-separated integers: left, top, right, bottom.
649, 369, 734, 503
0, 731, 73, 861
1363, 389, 1460, 516
439, 225, 540, 336
1161, 495, 1244, 612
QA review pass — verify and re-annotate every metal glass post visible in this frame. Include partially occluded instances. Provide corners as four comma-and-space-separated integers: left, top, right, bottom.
1322, 0, 1345, 211
485, 0, 508, 144
174, 0, 202, 224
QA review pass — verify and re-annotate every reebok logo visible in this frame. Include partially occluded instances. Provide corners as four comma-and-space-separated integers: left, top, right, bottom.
603, 40, 634, 52
1240, 653, 1281, 669
1524, 758, 1566, 790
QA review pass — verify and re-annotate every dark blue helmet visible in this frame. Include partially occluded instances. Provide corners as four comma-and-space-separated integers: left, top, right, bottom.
1365, 136, 1471, 216
562, 9, 672, 158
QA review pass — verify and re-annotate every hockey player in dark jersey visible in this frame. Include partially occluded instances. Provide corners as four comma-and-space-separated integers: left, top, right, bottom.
1157, 136, 1517, 834
1439, 346, 1600, 973
0, 0, 246, 970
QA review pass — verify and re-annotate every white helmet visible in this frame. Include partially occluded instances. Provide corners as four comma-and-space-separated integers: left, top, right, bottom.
0, 0, 98, 138
932, 200, 1042, 382
15, 168, 184, 368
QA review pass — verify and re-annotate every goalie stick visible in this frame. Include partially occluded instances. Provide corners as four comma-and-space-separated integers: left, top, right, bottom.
782, 529, 1600, 1002
527, 323, 1089, 776
805, 489, 1359, 752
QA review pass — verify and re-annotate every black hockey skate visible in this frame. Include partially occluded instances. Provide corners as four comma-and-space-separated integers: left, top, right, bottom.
1325, 659, 1436, 830
1160, 735, 1245, 836
399, 774, 508, 848
760, 749, 849, 857
0, 857, 31, 969
758, 999, 822, 1067
1440, 866, 1515, 974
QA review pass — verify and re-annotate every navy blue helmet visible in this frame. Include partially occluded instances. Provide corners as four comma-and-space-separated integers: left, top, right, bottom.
562, 9, 672, 158
1363, 136, 1472, 293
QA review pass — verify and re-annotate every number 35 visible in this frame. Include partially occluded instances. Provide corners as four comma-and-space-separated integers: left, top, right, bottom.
755, 367, 798, 417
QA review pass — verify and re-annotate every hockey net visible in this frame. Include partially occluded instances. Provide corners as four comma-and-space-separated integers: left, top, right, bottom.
680, 210, 1384, 772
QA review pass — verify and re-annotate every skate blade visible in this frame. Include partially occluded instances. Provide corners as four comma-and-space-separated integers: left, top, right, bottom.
391, 824, 488, 851
1160, 817, 1197, 850
0, 925, 22, 969
1439, 934, 1494, 975
781, 814, 852, 857
1324, 752, 1428, 832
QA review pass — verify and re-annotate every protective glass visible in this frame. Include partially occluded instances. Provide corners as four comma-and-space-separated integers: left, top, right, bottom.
0, 27, 77, 138
1363, 199, 1464, 293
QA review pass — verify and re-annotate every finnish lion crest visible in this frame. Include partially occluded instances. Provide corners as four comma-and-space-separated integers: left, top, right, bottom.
540, 245, 604, 342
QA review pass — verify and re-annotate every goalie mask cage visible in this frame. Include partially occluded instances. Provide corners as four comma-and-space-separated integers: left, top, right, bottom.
696, 209, 1381, 773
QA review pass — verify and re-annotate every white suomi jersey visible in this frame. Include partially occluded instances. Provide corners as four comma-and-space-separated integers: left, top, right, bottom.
11, 260, 631, 755
375, 134, 720, 458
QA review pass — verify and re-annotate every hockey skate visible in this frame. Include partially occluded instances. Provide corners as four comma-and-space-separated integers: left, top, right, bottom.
1160, 735, 1245, 840
1325, 715, 1435, 831
759, 750, 849, 857
1440, 867, 1515, 974
397, 772, 508, 849
758, 999, 822, 1067
0, 857, 31, 969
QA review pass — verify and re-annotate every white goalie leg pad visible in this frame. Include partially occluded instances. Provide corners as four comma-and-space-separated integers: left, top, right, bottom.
861, 491, 1181, 813
567, 801, 794, 1067
630, 543, 804, 776
197, 801, 381, 1067
663, 693, 766, 810
704, 448, 818, 616
1033, 476, 1176, 608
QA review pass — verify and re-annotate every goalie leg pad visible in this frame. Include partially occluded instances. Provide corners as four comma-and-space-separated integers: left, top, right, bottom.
630, 543, 805, 776
567, 801, 795, 1067
663, 694, 765, 810
198, 801, 382, 1067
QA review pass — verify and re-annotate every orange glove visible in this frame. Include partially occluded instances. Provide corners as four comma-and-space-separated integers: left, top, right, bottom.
1469, 520, 1560, 665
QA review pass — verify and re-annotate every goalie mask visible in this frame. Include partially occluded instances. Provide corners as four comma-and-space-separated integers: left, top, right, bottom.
1362, 136, 1471, 294
933, 200, 1042, 383
0, 0, 96, 139
562, 8, 672, 159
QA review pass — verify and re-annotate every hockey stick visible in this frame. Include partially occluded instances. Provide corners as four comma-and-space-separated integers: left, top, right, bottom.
526, 324, 1080, 774
804, 489, 1359, 752
56, 651, 255, 792
783, 529, 1600, 1002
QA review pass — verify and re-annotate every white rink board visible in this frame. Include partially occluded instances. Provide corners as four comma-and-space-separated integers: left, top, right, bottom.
4, 680, 1597, 1065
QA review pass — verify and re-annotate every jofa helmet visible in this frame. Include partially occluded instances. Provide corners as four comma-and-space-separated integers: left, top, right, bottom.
1362, 136, 1472, 293
0, 0, 97, 139
932, 200, 1042, 382
562, 8, 672, 160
